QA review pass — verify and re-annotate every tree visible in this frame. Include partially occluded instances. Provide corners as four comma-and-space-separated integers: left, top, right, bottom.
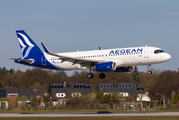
9, 69, 14, 74
2, 71, 24, 87
66, 92, 84, 105
0, 67, 7, 80
108, 92, 123, 104
148, 70, 179, 107
172, 94, 179, 104
95, 92, 122, 104
137, 89, 145, 110
131, 66, 140, 87
17, 96, 28, 101
0, 81, 3, 88
31, 82, 41, 89
17, 96, 28, 108
47, 83, 52, 94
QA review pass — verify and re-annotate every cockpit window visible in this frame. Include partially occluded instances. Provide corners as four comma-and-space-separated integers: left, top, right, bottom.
154, 50, 165, 54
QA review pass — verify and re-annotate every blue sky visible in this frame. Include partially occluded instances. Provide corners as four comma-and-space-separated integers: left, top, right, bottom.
0, 0, 179, 75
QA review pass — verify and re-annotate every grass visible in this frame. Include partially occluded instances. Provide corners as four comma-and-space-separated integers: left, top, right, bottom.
1, 116, 179, 120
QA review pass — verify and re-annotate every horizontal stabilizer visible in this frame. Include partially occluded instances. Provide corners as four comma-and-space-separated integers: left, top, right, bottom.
9, 58, 34, 64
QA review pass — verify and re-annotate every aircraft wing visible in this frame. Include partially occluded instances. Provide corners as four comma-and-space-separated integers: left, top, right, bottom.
41, 43, 106, 67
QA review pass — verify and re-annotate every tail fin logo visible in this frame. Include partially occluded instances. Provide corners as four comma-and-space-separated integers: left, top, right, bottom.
17, 32, 34, 57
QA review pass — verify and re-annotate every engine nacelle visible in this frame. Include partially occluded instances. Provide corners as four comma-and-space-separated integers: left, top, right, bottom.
94, 62, 116, 72
114, 66, 133, 72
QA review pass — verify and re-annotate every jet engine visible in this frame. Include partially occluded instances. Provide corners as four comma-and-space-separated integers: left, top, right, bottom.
94, 62, 116, 72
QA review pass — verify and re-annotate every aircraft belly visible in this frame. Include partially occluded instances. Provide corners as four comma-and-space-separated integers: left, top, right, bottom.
121, 57, 138, 66
54, 62, 87, 70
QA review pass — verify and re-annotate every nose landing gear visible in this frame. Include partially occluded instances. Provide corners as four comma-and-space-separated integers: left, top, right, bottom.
147, 65, 152, 75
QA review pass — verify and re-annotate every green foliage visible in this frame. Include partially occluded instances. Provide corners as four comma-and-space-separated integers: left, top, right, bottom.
95, 92, 122, 104
95, 92, 104, 102
0, 97, 9, 101
17, 95, 28, 101
31, 82, 41, 88
102, 94, 111, 103
44, 95, 50, 103
172, 94, 179, 104
66, 93, 99, 105
108, 92, 123, 104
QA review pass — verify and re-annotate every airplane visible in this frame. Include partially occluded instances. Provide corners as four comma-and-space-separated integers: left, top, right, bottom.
10, 30, 171, 79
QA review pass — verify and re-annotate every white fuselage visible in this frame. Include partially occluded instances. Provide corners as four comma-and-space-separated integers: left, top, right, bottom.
44, 46, 171, 70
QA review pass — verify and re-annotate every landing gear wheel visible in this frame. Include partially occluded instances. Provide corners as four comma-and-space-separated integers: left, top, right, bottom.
87, 73, 93, 79
99, 73, 106, 79
148, 71, 152, 75
147, 65, 152, 75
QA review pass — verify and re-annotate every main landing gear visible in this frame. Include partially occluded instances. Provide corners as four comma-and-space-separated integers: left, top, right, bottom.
87, 72, 106, 79
86, 68, 106, 79
87, 68, 93, 79
147, 65, 152, 75
86, 72, 106, 79
87, 73, 93, 79
99, 73, 105, 79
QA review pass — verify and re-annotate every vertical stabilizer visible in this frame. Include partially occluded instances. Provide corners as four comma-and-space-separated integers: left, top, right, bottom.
16, 30, 43, 57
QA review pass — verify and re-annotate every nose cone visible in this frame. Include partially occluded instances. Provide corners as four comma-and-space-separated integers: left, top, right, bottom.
164, 53, 171, 61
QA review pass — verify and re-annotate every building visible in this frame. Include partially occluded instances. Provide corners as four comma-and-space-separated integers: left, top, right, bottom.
99, 82, 137, 97
0, 87, 33, 109
0, 87, 33, 100
51, 82, 92, 105
136, 92, 151, 102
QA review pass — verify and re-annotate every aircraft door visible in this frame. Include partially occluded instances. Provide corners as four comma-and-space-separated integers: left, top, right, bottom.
144, 47, 149, 58
41, 55, 46, 65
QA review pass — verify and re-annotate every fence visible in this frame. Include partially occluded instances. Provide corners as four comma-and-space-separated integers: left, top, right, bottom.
58, 104, 123, 110
1, 102, 179, 111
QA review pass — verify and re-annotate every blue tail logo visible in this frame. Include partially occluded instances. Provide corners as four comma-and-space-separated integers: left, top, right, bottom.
16, 30, 43, 58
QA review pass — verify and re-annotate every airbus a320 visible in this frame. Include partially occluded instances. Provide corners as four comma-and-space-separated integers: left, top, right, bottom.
10, 30, 171, 79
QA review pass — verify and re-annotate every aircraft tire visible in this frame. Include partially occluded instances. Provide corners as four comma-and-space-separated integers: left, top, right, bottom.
87, 73, 93, 79
148, 71, 152, 75
99, 73, 106, 79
